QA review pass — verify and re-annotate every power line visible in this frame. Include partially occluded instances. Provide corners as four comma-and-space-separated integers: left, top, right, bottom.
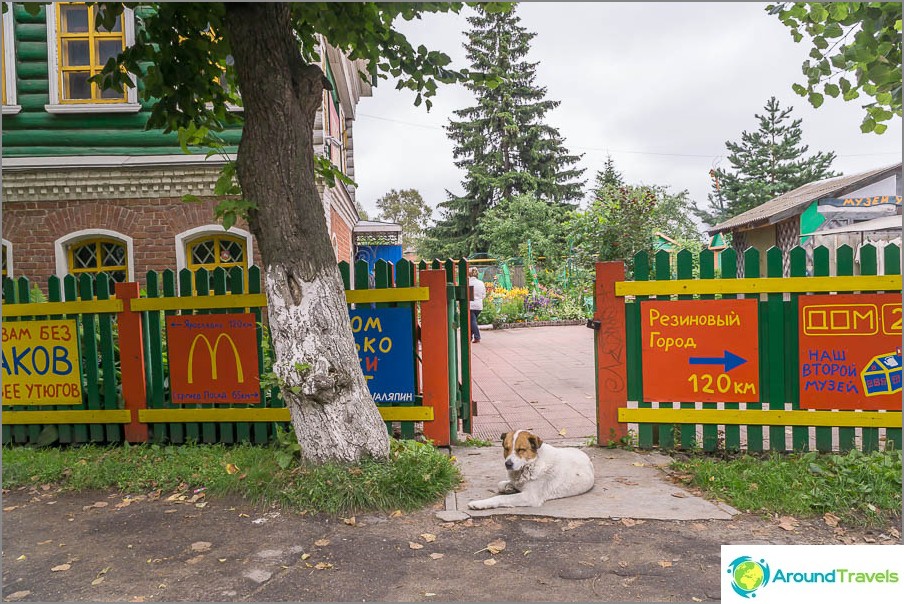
355, 112, 903, 159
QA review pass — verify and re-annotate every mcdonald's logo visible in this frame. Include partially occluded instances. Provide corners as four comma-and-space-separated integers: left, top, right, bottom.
187, 333, 244, 384
166, 313, 261, 405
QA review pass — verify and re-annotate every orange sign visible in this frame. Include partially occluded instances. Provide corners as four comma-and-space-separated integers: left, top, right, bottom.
640, 299, 760, 403
799, 294, 901, 411
166, 313, 261, 405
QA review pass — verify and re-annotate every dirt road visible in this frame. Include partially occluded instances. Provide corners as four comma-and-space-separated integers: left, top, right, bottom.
3, 486, 897, 602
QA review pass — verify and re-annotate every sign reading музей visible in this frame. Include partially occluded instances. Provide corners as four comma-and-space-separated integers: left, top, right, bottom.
640, 299, 760, 403
799, 294, 901, 411
2, 319, 83, 405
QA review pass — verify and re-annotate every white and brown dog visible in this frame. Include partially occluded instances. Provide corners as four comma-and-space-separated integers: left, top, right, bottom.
467, 430, 595, 509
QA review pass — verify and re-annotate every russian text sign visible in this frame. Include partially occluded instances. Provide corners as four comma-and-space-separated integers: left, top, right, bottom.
799, 293, 901, 410
166, 313, 261, 405
1, 319, 83, 406
641, 299, 760, 403
350, 307, 415, 403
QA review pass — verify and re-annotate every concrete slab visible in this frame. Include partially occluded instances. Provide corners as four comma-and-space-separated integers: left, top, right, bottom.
450, 444, 737, 521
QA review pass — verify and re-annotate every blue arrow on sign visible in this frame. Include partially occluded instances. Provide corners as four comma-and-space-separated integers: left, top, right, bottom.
689, 350, 747, 373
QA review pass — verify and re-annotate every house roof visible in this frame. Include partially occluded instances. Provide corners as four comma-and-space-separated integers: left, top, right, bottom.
353, 220, 402, 233
708, 162, 902, 235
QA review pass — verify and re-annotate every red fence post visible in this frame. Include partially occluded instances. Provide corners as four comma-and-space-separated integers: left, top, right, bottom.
115, 282, 149, 443
595, 262, 628, 445
420, 270, 451, 446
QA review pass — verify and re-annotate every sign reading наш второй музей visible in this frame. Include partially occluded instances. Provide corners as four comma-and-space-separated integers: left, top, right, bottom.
166, 313, 261, 405
799, 294, 902, 411
2, 319, 83, 406
640, 299, 760, 403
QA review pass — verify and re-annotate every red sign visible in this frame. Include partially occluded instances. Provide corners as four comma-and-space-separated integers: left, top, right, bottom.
166, 313, 261, 405
641, 299, 760, 403
799, 294, 901, 411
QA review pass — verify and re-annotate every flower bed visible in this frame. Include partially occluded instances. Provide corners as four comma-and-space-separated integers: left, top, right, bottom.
476, 282, 591, 328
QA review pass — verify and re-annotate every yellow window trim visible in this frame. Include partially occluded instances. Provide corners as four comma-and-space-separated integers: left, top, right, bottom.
67, 237, 128, 278
56, 2, 128, 104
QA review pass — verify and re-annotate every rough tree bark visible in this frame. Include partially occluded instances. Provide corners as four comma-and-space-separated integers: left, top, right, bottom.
224, 3, 389, 463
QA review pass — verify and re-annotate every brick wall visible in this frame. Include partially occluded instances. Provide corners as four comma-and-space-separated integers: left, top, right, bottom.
330, 207, 353, 264
2, 196, 259, 288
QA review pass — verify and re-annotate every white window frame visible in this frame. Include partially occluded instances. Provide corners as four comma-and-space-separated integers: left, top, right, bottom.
44, 2, 140, 113
2, 2, 20, 114
2, 238, 13, 278
175, 225, 254, 280
54, 228, 134, 281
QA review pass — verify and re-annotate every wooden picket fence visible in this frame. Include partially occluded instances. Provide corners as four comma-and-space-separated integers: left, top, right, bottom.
593, 243, 903, 453
2, 260, 473, 447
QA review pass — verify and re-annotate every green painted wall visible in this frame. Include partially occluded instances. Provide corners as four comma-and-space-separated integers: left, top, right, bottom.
2, 4, 241, 157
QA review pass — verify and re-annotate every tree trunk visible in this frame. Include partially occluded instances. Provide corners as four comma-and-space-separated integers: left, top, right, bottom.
224, 3, 389, 463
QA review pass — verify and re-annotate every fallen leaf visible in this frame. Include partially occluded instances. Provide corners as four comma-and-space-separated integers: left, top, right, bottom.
225, 463, 239, 475
778, 516, 799, 532
424, 593, 436, 597
3, 506, 19, 512
38, 540, 52, 545
632, 462, 646, 467
867, 503, 877, 512
563, 520, 585, 531
658, 560, 673, 568
420, 533, 437, 543
301, 553, 311, 560
93, 501, 108, 508
483, 539, 506, 555
692, 598, 703, 602
670, 492, 688, 498
618, 561, 628, 568
187, 493, 205, 504
864, 536, 877, 543
314, 539, 330, 547
5, 591, 31, 601
890, 527, 901, 539
91, 577, 105, 586
823, 513, 840, 527
163, 509, 177, 514
314, 562, 333, 570
429, 553, 444, 560
238, 513, 249, 518
114, 499, 133, 509
16, 555, 26, 561
389, 510, 403, 518
342, 517, 357, 526
190, 541, 212, 552
408, 542, 424, 550
620, 518, 643, 527
51, 564, 71, 572
557, 428, 567, 436
483, 558, 497, 566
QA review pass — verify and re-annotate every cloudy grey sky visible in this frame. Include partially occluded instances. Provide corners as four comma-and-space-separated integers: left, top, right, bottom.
351, 2, 902, 229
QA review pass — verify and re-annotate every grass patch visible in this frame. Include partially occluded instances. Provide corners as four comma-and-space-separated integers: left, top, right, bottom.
457, 437, 494, 447
1, 439, 460, 516
671, 449, 902, 527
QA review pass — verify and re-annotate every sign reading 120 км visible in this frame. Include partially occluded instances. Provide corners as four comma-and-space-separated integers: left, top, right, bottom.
799, 293, 901, 411
349, 307, 415, 403
640, 299, 760, 403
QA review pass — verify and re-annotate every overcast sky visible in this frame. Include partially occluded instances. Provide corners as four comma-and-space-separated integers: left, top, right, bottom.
351, 2, 902, 229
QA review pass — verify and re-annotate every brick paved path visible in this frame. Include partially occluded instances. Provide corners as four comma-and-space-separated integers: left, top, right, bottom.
470, 325, 597, 442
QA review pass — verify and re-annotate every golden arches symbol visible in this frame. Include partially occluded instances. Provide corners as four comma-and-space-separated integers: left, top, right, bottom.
187, 333, 244, 384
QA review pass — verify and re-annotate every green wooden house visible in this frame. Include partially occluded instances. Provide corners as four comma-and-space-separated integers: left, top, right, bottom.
2, 2, 369, 287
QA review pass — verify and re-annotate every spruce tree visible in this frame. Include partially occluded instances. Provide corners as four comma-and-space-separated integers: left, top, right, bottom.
697, 96, 839, 226
421, 5, 585, 259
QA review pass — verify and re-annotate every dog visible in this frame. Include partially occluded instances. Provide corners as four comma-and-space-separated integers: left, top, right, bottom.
467, 429, 595, 509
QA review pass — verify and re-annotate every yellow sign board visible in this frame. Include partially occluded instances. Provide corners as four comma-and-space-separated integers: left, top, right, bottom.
2, 319, 83, 406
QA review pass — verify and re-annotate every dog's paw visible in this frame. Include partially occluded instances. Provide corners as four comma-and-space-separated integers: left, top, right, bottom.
467, 499, 493, 510
497, 480, 517, 494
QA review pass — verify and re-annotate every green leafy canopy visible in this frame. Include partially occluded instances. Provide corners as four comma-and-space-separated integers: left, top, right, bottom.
768, 2, 902, 134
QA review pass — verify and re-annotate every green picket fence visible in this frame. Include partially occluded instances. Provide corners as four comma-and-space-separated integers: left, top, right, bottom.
621, 243, 902, 453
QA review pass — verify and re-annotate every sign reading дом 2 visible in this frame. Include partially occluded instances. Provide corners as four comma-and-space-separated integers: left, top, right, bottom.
349, 307, 415, 403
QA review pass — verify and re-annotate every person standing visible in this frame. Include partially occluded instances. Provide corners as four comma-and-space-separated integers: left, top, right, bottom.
468, 267, 486, 343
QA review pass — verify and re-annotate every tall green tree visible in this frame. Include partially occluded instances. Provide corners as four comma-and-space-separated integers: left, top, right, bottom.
570, 159, 700, 272
374, 188, 433, 246
478, 194, 572, 263
696, 97, 839, 225
768, 2, 902, 134
84, 1, 510, 463
422, 4, 585, 258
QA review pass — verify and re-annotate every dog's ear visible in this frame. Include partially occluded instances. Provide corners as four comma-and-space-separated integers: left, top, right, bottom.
527, 434, 543, 451
500, 432, 509, 441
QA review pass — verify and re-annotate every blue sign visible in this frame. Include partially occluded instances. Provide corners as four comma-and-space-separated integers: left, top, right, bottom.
349, 307, 415, 403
